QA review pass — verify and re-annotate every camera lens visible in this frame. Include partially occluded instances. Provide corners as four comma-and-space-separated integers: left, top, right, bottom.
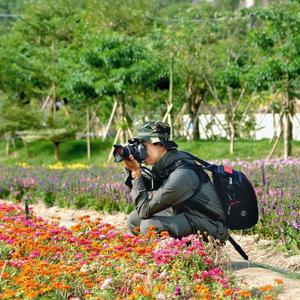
113, 145, 130, 162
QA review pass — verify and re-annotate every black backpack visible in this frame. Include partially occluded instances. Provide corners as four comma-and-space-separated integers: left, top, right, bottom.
181, 151, 259, 231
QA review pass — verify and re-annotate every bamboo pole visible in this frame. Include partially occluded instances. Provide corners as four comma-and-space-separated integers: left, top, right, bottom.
162, 103, 173, 123
103, 100, 118, 140
107, 128, 122, 163
267, 129, 283, 160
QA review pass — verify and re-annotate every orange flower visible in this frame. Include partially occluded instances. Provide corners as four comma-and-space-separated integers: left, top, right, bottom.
274, 278, 284, 285
133, 226, 140, 233
53, 282, 71, 290
25, 290, 40, 299
194, 284, 204, 293
223, 288, 234, 296
239, 290, 252, 297
154, 284, 165, 292
264, 295, 273, 300
134, 284, 151, 297
159, 231, 169, 237
1, 272, 10, 279
2, 289, 16, 299
145, 228, 157, 238
78, 215, 91, 220
259, 285, 273, 292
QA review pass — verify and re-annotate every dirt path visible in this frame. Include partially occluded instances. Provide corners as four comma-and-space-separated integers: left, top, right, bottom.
223, 235, 300, 300
1, 200, 300, 299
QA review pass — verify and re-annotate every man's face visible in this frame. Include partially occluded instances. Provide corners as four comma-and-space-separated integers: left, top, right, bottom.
143, 142, 165, 165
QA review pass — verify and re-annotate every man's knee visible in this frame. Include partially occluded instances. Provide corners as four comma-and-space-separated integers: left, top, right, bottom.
127, 210, 141, 234
140, 218, 164, 235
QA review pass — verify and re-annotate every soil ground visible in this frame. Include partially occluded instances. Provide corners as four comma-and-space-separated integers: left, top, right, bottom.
1, 200, 300, 299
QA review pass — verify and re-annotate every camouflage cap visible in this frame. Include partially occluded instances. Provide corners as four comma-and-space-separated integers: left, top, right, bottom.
128, 121, 178, 150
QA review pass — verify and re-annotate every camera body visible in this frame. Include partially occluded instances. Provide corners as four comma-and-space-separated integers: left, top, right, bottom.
113, 142, 147, 162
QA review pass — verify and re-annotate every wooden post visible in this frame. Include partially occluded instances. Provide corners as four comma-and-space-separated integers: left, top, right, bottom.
107, 128, 122, 163
124, 116, 133, 139
269, 110, 283, 143
54, 141, 60, 161
168, 55, 173, 138
42, 86, 53, 111
162, 103, 173, 123
199, 115, 209, 139
174, 103, 189, 138
283, 91, 293, 159
162, 56, 174, 136
23, 139, 29, 159
185, 101, 203, 140
5, 140, 9, 157
175, 103, 187, 124
86, 106, 91, 161
51, 82, 56, 115
192, 101, 203, 139
267, 130, 283, 160
103, 100, 118, 140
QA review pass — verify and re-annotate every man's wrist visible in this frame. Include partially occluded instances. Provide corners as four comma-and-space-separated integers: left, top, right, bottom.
132, 169, 142, 179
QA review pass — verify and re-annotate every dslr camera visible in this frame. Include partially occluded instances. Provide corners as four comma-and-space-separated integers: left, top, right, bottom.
113, 141, 147, 163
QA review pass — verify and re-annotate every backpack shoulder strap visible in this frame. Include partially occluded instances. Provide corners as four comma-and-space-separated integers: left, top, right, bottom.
179, 151, 220, 173
162, 158, 207, 179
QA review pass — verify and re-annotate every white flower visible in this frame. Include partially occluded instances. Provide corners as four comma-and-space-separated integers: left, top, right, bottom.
100, 277, 112, 290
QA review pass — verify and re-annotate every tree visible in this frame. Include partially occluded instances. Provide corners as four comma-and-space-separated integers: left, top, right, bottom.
0, 0, 85, 160
158, 2, 251, 140
0, 94, 42, 156
202, 14, 259, 153
81, 0, 158, 36
245, 1, 300, 158
0, 0, 24, 33
0, 0, 84, 102
66, 31, 169, 151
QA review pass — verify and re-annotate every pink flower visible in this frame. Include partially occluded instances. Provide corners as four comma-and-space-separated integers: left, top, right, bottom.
174, 286, 181, 296
74, 253, 83, 260
201, 268, 223, 280
28, 250, 40, 259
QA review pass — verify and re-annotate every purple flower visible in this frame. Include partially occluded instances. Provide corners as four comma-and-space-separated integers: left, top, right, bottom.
292, 221, 300, 231
174, 286, 181, 296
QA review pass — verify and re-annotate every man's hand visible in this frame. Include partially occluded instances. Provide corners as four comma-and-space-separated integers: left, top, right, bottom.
124, 155, 141, 179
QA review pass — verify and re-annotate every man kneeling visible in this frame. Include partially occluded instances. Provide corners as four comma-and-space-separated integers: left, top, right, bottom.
122, 121, 228, 241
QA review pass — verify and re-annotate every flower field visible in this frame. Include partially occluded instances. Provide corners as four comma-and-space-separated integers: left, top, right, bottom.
0, 158, 299, 252
0, 202, 283, 299
226, 158, 300, 252
0, 164, 132, 213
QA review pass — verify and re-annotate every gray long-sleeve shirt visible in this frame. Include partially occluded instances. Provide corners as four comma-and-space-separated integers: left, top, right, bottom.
130, 150, 227, 236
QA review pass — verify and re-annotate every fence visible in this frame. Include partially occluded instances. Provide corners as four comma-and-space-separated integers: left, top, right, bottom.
183, 113, 300, 141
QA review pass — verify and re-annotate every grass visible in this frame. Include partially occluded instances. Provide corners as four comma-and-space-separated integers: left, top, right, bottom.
179, 139, 300, 161
0, 139, 112, 166
1, 138, 300, 166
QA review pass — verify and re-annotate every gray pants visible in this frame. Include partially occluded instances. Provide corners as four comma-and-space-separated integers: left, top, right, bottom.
127, 209, 229, 240
127, 208, 192, 238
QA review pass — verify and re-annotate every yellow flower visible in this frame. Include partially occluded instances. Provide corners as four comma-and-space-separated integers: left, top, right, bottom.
48, 161, 64, 170
17, 162, 30, 168
66, 163, 90, 169
47, 162, 90, 170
